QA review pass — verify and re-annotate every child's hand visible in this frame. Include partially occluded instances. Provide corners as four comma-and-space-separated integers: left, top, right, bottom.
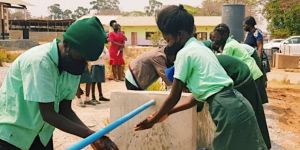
134, 117, 155, 131
91, 136, 119, 150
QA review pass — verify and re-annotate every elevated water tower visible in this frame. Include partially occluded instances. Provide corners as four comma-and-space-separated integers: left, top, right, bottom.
222, 4, 245, 42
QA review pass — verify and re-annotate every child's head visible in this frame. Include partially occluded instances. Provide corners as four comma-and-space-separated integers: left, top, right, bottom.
112, 23, 121, 32
212, 23, 230, 50
156, 5, 194, 57
243, 16, 256, 31
109, 20, 117, 27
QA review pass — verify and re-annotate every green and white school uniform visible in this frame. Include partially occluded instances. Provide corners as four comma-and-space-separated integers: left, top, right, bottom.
216, 55, 271, 148
174, 37, 267, 150
222, 36, 263, 80
0, 39, 80, 150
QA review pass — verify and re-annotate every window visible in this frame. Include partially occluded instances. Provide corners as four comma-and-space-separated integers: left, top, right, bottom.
145, 32, 155, 40
195, 32, 208, 40
292, 37, 300, 44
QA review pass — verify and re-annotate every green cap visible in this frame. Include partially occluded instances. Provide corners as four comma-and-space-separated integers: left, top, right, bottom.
63, 16, 106, 61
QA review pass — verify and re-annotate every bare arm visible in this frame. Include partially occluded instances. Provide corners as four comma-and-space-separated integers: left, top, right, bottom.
59, 100, 87, 128
257, 40, 263, 58
168, 95, 200, 115
39, 102, 93, 138
135, 78, 185, 130
111, 40, 124, 46
151, 79, 184, 123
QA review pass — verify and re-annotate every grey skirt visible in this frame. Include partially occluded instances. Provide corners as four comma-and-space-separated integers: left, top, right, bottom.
80, 67, 92, 83
91, 65, 105, 83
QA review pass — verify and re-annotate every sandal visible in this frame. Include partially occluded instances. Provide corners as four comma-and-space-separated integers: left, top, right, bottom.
99, 96, 110, 101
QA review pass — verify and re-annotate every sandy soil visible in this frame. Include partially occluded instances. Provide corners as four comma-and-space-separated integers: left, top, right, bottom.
265, 82, 300, 150
0, 66, 299, 149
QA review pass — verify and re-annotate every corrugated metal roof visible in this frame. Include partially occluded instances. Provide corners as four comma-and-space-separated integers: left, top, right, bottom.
0, 0, 31, 6
80, 15, 222, 27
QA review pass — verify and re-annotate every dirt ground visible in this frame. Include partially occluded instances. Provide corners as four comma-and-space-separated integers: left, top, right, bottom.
0, 66, 299, 149
265, 82, 300, 150
52, 79, 300, 150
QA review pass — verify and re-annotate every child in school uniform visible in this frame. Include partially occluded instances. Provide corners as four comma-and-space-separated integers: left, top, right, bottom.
135, 5, 267, 150
76, 65, 96, 107
90, 47, 110, 103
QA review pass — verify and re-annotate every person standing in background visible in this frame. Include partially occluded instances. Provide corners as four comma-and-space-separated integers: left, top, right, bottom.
90, 46, 110, 103
243, 16, 270, 101
108, 21, 127, 81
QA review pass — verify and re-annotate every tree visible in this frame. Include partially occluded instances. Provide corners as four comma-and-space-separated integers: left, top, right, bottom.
73, 7, 90, 19
264, 0, 300, 38
122, 11, 146, 16
200, 0, 223, 16
199, 0, 259, 16
90, 0, 121, 15
8, 9, 31, 20
48, 3, 63, 20
149, 31, 166, 47
63, 9, 72, 19
144, 0, 162, 16
182, 5, 202, 16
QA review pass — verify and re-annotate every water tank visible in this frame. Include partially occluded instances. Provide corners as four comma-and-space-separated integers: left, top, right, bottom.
222, 4, 245, 42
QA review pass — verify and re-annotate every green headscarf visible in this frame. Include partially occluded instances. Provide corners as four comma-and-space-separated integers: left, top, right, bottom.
63, 16, 107, 61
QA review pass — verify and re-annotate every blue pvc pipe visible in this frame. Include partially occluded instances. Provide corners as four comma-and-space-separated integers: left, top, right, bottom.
68, 99, 155, 150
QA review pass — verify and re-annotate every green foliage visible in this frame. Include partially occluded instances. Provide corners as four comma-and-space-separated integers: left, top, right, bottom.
182, 5, 201, 15
90, 0, 120, 15
8, 10, 31, 20
122, 11, 146, 16
149, 31, 165, 47
264, 0, 300, 38
62, 9, 72, 19
48, 4, 63, 19
0, 50, 20, 66
144, 0, 162, 16
73, 7, 90, 19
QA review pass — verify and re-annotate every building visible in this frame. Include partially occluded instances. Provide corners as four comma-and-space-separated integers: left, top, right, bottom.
89, 15, 221, 46
0, 0, 29, 39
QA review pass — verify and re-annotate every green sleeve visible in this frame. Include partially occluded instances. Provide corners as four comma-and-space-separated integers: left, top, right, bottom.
21, 59, 56, 102
173, 52, 192, 84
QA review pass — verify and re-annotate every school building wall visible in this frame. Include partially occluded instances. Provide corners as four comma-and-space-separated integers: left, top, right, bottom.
121, 26, 158, 46
121, 25, 215, 46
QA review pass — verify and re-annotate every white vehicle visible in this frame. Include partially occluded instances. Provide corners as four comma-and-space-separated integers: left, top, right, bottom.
279, 36, 300, 55
263, 39, 284, 51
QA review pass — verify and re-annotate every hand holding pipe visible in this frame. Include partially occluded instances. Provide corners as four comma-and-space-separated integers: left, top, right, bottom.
68, 99, 156, 150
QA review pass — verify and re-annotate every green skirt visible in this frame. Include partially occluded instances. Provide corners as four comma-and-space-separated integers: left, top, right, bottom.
207, 88, 267, 150
251, 51, 268, 104
235, 76, 271, 149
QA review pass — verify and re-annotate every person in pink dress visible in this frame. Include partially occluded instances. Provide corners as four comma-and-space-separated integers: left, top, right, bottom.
108, 22, 127, 81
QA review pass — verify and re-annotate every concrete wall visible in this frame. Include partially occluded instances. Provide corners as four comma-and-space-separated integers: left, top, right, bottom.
121, 25, 215, 46
110, 91, 215, 150
0, 39, 39, 50
9, 30, 63, 42
122, 26, 157, 46
274, 53, 300, 69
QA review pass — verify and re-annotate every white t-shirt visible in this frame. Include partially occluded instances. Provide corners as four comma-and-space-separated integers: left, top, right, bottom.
241, 43, 255, 56
90, 47, 108, 66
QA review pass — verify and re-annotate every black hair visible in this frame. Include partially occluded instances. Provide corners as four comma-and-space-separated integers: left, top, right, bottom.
244, 16, 256, 26
156, 4, 194, 36
214, 23, 230, 37
109, 20, 117, 27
